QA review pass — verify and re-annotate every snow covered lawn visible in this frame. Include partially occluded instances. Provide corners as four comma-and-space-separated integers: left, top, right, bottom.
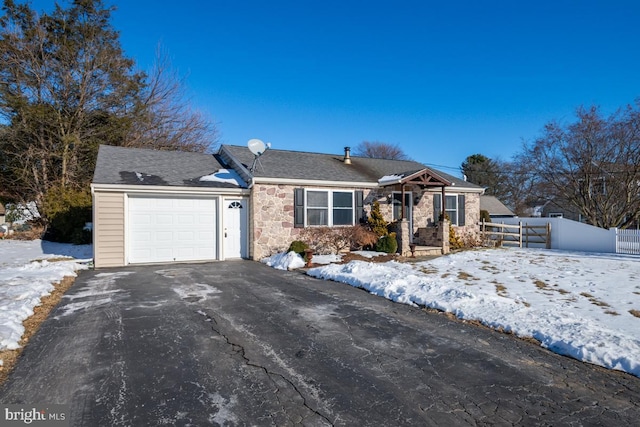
0, 240, 92, 359
270, 248, 640, 378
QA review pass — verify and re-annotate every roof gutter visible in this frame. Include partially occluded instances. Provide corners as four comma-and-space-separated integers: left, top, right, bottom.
90, 183, 251, 195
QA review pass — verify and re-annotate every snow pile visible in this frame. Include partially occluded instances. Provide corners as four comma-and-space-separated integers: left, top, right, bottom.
0, 240, 92, 354
307, 248, 640, 378
261, 251, 305, 270
262, 250, 387, 268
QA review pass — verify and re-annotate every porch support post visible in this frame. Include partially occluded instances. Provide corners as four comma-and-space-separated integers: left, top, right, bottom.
401, 183, 406, 220
440, 186, 446, 218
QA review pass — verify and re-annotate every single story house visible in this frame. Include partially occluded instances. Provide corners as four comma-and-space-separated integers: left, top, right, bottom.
480, 195, 516, 220
91, 144, 483, 267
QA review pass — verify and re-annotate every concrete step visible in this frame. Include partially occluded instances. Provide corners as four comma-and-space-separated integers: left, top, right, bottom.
408, 246, 442, 257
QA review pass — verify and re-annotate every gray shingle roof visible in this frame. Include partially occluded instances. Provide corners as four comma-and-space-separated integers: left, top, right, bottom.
480, 195, 516, 216
92, 144, 482, 191
92, 145, 243, 188
222, 145, 480, 189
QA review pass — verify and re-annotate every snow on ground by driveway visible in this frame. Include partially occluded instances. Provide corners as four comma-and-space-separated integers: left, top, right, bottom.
270, 247, 640, 378
0, 240, 92, 358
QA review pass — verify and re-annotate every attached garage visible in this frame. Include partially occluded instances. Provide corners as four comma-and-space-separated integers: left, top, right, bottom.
128, 195, 218, 264
91, 145, 250, 268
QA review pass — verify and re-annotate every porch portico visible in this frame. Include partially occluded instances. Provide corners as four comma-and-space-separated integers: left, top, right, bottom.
378, 168, 453, 256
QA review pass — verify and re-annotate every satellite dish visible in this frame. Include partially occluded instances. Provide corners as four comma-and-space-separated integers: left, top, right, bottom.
248, 139, 267, 156
248, 138, 270, 172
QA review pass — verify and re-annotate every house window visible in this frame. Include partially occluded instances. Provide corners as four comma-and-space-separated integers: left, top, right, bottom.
307, 191, 329, 226
433, 194, 465, 226
392, 192, 412, 221
294, 188, 363, 228
304, 190, 354, 226
333, 191, 353, 225
445, 195, 458, 225
548, 213, 563, 218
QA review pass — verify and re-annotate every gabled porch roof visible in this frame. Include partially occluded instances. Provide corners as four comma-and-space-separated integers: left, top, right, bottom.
377, 168, 452, 221
377, 168, 452, 188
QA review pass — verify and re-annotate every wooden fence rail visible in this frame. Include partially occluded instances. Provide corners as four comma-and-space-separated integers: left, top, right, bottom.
479, 221, 551, 249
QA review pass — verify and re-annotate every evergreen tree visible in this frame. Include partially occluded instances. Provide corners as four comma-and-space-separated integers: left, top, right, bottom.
0, 0, 215, 228
367, 200, 388, 236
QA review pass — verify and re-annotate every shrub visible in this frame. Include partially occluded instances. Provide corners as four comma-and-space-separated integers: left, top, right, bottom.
449, 223, 464, 250
301, 227, 349, 254
350, 224, 378, 250
301, 225, 380, 254
367, 200, 388, 237
375, 232, 398, 254
288, 240, 309, 255
480, 209, 491, 224
42, 185, 92, 244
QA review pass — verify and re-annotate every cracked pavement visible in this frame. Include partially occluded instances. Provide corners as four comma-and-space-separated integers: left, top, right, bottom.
1, 260, 639, 425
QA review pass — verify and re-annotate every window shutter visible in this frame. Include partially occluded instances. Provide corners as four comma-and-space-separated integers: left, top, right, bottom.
294, 188, 304, 228
433, 193, 441, 222
458, 195, 466, 226
355, 190, 364, 224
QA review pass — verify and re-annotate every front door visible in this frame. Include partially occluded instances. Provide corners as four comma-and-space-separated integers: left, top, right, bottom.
224, 198, 247, 258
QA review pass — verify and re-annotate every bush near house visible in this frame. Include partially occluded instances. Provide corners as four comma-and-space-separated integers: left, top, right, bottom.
480, 210, 491, 224
375, 232, 398, 254
42, 185, 92, 244
288, 240, 309, 255
301, 225, 379, 254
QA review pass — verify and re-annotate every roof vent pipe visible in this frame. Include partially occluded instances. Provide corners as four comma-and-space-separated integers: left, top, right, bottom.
343, 146, 352, 164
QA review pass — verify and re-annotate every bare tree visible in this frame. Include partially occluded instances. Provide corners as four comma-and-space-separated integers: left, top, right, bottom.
522, 103, 640, 228
124, 47, 218, 153
0, 0, 218, 218
353, 141, 410, 160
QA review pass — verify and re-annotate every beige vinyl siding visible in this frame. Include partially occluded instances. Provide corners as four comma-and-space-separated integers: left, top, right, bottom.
93, 191, 125, 268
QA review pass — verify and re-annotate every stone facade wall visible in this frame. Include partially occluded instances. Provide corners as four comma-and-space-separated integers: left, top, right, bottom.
419, 189, 480, 242
457, 192, 481, 239
250, 183, 481, 259
251, 183, 300, 260
251, 184, 379, 260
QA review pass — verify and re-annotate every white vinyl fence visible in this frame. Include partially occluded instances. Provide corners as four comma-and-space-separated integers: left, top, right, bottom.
616, 228, 640, 255
494, 217, 639, 255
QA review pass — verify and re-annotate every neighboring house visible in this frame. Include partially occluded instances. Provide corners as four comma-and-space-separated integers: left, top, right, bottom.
480, 195, 516, 220
91, 144, 483, 268
540, 197, 581, 221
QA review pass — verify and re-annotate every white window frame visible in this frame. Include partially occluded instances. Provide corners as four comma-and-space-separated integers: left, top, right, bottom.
304, 189, 355, 227
445, 194, 459, 226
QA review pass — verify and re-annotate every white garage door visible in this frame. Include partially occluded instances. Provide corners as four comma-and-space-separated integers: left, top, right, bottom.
128, 195, 217, 264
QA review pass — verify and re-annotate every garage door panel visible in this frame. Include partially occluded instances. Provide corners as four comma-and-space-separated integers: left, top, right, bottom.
128, 196, 218, 264
178, 215, 195, 225
156, 231, 173, 242
131, 214, 152, 225
156, 214, 174, 225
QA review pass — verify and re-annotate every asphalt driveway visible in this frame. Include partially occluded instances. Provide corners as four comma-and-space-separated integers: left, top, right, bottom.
1, 260, 639, 425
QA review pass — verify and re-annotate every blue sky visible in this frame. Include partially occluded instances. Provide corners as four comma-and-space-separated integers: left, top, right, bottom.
30, 0, 640, 176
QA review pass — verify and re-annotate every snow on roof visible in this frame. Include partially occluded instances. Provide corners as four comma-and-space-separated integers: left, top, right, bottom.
199, 169, 247, 187
377, 174, 403, 185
